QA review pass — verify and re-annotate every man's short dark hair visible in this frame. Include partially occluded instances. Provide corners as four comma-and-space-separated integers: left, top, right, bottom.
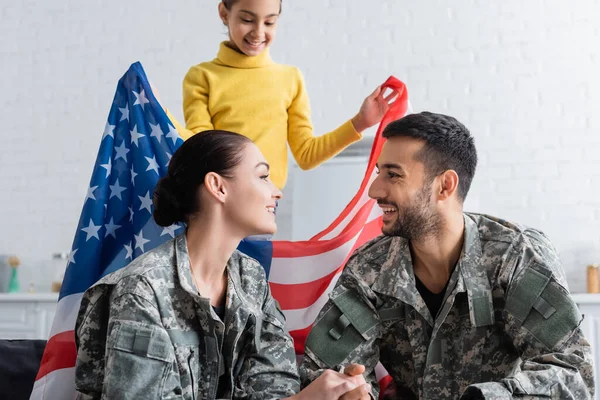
382, 111, 477, 201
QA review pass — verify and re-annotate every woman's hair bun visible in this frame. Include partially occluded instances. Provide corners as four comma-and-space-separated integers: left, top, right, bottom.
152, 177, 184, 227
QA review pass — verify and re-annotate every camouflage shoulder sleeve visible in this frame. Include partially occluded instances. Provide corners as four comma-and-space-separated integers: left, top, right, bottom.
106, 287, 182, 399
75, 276, 181, 399
75, 278, 156, 398
74, 284, 113, 399
299, 261, 381, 398
464, 233, 595, 399
522, 227, 568, 287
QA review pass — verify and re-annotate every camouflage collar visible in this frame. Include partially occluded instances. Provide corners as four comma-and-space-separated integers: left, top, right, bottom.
459, 215, 494, 327
175, 234, 197, 297
372, 214, 494, 328
174, 234, 258, 313
371, 236, 433, 324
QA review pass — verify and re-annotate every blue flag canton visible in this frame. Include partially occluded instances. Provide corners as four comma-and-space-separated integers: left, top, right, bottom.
61, 63, 185, 297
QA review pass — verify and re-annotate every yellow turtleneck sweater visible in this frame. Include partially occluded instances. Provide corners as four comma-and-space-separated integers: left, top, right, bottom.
168, 42, 362, 189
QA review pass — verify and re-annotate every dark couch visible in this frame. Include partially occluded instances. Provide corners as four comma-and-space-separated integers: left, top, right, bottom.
0, 340, 46, 400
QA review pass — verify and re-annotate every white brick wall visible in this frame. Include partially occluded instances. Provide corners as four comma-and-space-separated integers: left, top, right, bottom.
0, 0, 598, 292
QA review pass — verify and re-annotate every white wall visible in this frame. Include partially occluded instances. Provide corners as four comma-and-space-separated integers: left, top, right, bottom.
1, 0, 598, 292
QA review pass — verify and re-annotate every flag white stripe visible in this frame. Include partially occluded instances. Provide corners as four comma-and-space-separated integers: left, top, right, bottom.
48, 293, 83, 337
375, 362, 390, 380
30, 367, 77, 400
269, 232, 360, 285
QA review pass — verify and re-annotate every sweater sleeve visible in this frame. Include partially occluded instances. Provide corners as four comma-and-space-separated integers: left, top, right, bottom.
287, 68, 362, 170
182, 65, 215, 135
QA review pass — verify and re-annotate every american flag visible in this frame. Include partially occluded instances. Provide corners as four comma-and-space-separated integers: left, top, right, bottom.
30, 62, 409, 399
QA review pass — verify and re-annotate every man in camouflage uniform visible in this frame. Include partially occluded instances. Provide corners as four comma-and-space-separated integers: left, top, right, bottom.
74, 234, 300, 399
299, 112, 595, 399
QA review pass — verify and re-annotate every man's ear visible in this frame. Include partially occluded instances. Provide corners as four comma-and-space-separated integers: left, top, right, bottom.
204, 172, 227, 203
437, 170, 459, 201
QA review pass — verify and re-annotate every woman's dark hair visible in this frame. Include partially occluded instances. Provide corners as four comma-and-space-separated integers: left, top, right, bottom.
222, 0, 282, 12
153, 130, 252, 227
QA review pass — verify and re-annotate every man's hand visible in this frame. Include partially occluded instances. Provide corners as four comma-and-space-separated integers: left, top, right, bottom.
289, 368, 370, 400
340, 364, 371, 400
339, 384, 372, 400
343, 364, 366, 377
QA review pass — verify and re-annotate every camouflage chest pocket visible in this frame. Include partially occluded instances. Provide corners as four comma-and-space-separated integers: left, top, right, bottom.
170, 330, 203, 400
105, 321, 175, 399
306, 288, 378, 367
506, 261, 582, 350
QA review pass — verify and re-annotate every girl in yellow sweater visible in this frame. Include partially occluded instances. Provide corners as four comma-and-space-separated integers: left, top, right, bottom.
170, 0, 397, 190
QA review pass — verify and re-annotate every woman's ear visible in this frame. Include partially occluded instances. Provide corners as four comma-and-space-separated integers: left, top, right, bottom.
218, 2, 229, 26
204, 172, 227, 203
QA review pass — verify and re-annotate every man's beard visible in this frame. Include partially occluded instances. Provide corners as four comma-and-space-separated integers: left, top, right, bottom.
381, 182, 442, 240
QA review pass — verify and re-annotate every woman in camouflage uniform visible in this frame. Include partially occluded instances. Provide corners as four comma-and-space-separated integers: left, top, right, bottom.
74, 130, 370, 400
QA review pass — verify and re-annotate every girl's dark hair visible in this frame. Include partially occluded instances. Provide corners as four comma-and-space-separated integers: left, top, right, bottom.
222, 0, 282, 12
153, 130, 252, 227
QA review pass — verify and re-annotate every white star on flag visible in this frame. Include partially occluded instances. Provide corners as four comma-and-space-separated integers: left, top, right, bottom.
130, 125, 145, 147
86, 185, 98, 202
145, 155, 160, 175
103, 122, 115, 140
81, 219, 102, 241
166, 125, 179, 145
114, 141, 130, 162
149, 122, 163, 141
138, 191, 153, 213
104, 217, 121, 238
124, 242, 133, 260
129, 207, 134, 222
161, 224, 179, 238
67, 249, 78, 265
134, 231, 150, 252
100, 158, 112, 179
109, 178, 127, 200
130, 166, 138, 185
119, 104, 129, 122
133, 89, 149, 108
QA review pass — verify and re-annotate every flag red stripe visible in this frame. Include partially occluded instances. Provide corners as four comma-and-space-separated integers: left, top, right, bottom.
378, 375, 394, 400
272, 201, 374, 258
290, 324, 313, 354
271, 268, 341, 310
35, 330, 77, 380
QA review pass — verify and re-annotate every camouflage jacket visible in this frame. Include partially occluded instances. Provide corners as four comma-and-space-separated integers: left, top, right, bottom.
74, 234, 300, 400
299, 213, 595, 399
